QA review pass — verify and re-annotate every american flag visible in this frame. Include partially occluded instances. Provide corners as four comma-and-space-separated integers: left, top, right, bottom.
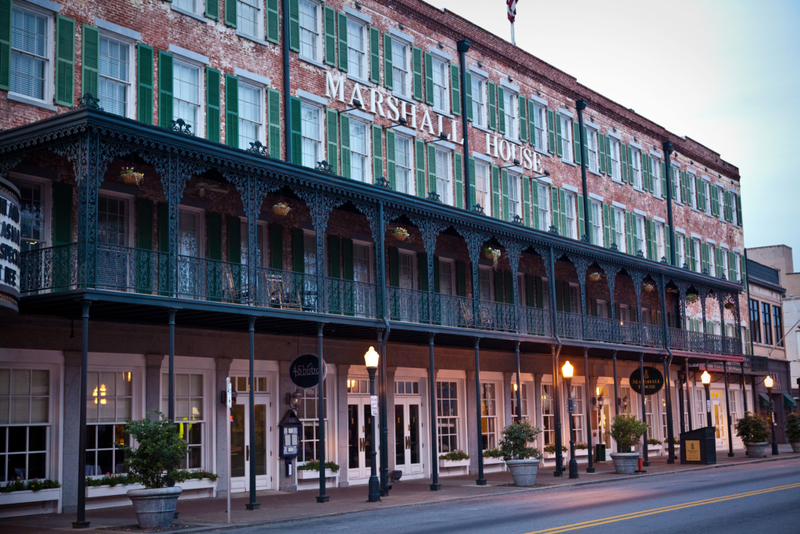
507, 0, 518, 23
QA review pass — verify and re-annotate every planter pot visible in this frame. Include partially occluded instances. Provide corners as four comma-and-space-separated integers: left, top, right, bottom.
610, 452, 640, 474
127, 487, 182, 530
438, 458, 471, 469
0, 487, 61, 506
297, 469, 339, 480
505, 459, 540, 487
791, 442, 800, 453
393, 231, 409, 241
272, 205, 290, 217
120, 172, 144, 186
743, 442, 768, 458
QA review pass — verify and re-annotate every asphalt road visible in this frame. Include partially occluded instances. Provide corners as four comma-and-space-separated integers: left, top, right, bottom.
232, 458, 800, 534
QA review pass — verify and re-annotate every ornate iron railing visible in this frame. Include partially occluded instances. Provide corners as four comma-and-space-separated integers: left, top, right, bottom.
476, 300, 517, 332
386, 286, 429, 323
432, 293, 472, 328
327, 278, 377, 318
667, 327, 687, 351
95, 243, 169, 295
520, 306, 550, 337
583, 315, 616, 343
640, 324, 663, 348
20, 243, 78, 294
253, 268, 320, 312
556, 311, 582, 339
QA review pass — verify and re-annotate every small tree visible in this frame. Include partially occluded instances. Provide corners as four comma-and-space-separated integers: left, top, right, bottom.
735, 412, 770, 444
499, 420, 543, 461
609, 415, 648, 453
787, 413, 800, 443
122, 411, 188, 489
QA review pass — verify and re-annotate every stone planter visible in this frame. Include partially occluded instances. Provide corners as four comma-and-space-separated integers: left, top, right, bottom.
791, 442, 800, 453
610, 452, 640, 474
127, 487, 182, 530
505, 459, 540, 486
744, 442, 768, 458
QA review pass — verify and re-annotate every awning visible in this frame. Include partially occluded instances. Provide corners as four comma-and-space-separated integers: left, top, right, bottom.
759, 392, 770, 408
784, 393, 797, 408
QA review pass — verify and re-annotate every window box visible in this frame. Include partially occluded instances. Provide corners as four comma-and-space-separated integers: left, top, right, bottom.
572, 448, 589, 457
647, 444, 663, 455
84, 477, 216, 499
297, 468, 339, 480
482, 456, 504, 466
0, 487, 61, 506
438, 458, 470, 469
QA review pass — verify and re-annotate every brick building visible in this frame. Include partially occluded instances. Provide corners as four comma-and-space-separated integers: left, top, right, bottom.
0, 0, 760, 520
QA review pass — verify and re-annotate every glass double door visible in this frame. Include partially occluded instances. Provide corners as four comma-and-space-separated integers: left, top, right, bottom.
230, 394, 270, 492
712, 396, 727, 448
348, 397, 379, 482
395, 398, 423, 477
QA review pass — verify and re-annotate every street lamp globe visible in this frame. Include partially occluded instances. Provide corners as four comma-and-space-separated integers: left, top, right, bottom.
701, 370, 711, 385
764, 375, 774, 390
364, 346, 380, 369
562, 361, 574, 380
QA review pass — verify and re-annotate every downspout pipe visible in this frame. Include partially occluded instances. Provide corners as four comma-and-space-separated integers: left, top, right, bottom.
457, 40, 472, 209
380, 318, 391, 495
282, 0, 292, 163
660, 273, 676, 463
576, 99, 590, 244
663, 141, 675, 266
549, 246, 564, 475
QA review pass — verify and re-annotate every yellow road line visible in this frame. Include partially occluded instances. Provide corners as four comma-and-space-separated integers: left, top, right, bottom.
525, 482, 800, 534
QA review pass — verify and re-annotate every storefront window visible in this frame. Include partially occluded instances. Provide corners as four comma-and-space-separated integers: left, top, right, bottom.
86, 371, 132, 476
436, 381, 459, 453
480, 383, 497, 450
296, 378, 329, 463
162, 373, 204, 469
0, 369, 50, 481
541, 384, 554, 446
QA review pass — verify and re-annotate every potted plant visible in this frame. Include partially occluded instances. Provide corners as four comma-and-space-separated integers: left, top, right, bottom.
588, 271, 601, 282
297, 460, 340, 480
787, 413, 800, 453
642, 281, 655, 293
609, 415, 648, 474
120, 166, 144, 187
686, 292, 699, 304
734, 412, 770, 458
393, 227, 409, 241
498, 421, 543, 486
122, 411, 188, 530
482, 448, 505, 464
438, 450, 470, 468
483, 247, 501, 269
272, 201, 291, 217
724, 297, 736, 310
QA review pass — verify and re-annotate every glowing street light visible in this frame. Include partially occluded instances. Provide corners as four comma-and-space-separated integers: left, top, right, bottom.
561, 361, 578, 480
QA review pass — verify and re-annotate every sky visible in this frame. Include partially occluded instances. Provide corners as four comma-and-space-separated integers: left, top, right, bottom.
427, 0, 800, 269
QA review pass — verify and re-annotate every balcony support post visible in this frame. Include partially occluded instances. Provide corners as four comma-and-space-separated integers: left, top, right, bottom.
612, 350, 619, 421
677, 283, 688, 349
72, 300, 91, 529
474, 338, 487, 485
552, 343, 564, 475
167, 308, 176, 422
515, 341, 522, 423
316, 322, 329, 502
718, 293, 727, 354
376, 202, 386, 320
699, 288, 709, 353
429, 333, 441, 490
500, 239, 523, 332
685, 358, 693, 431
410, 218, 446, 325
630, 270, 645, 345
659, 274, 676, 463
639, 352, 649, 467
598, 263, 619, 342
723, 362, 735, 457
464, 230, 485, 324
569, 255, 590, 338
732, 294, 742, 354
245, 316, 260, 510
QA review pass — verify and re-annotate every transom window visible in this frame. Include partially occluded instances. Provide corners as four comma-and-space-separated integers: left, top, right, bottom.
173, 60, 201, 136
431, 57, 449, 111
86, 371, 132, 476
350, 120, 369, 183
503, 91, 518, 139
10, 7, 49, 101
435, 149, 452, 206
436, 381, 459, 453
300, 103, 322, 168
298, 0, 321, 62
480, 383, 498, 450
99, 36, 131, 117
238, 82, 262, 150
0, 369, 50, 482
475, 162, 490, 215
471, 75, 486, 127
238, 0, 262, 39
394, 136, 414, 194
392, 39, 410, 97
395, 381, 420, 395
346, 19, 366, 79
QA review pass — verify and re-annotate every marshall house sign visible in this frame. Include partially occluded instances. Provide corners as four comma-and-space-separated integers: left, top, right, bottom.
629, 366, 665, 396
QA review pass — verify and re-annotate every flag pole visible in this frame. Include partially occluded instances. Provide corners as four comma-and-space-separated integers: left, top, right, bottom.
510, 21, 516, 46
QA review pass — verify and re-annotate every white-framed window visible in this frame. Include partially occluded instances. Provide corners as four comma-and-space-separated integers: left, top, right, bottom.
564, 191, 576, 239
436, 381, 459, 453
431, 57, 449, 113
536, 181, 549, 231
586, 129, 599, 174
86, 370, 133, 476
480, 382, 498, 450
238, 81, 263, 150
10, 5, 52, 102
97, 192, 132, 247
0, 368, 51, 481
300, 101, 323, 168
560, 114, 573, 162
609, 137, 621, 182
303, 231, 316, 276
613, 208, 625, 252
239, 220, 268, 267
346, 18, 367, 80
677, 235, 686, 268
510, 383, 529, 421
635, 215, 645, 256
503, 90, 518, 140
478, 265, 492, 301
394, 135, 414, 194
644, 395, 654, 434
392, 38, 411, 98
349, 119, 370, 183
591, 200, 603, 247
435, 148, 453, 206
298, 0, 322, 63
631, 149, 642, 189
398, 249, 415, 289
471, 75, 486, 128
174, 0, 202, 14
651, 156, 661, 198
99, 34, 133, 118
720, 250, 729, 278
533, 104, 547, 151
507, 172, 521, 220
595, 299, 609, 318
162, 372, 205, 469
570, 385, 584, 444
296, 377, 330, 462
9, 174, 50, 252
238, 0, 263, 39
475, 161, 490, 216
699, 180, 709, 213
438, 258, 455, 295
689, 175, 697, 209
541, 383, 555, 446
716, 185, 725, 220
173, 59, 203, 137
708, 243, 716, 277
693, 239, 701, 273
178, 207, 204, 258
656, 222, 665, 262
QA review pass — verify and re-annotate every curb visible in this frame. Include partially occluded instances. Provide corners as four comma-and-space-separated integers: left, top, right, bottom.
156, 454, 800, 534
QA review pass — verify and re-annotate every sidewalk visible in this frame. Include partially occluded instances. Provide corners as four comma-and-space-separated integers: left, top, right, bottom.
3, 446, 799, 533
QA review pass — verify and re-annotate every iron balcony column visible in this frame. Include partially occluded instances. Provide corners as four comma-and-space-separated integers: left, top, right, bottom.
583, 348, 594, 473
565, 375, 578, 479
576, 99, 591, 244
429, 333, 441, 491
723, 362, 735, 457
457, 40, 472, 209
740, 362, 748, 413
73, 300, 91, 529
686, 358, 693, 431
660, 273, 676, 463
515, 341, 522, 423
474, 338, 486, 485
379, 328, 390, 496
245, 316, 260, 510
640, 353, 649, 467
663, 141, 676, 266
367, 365, 381, 502
677, 370, 686, 436
612, 351, 619, 421
168, 308, 176, 422
552, 344, 563, 476
316, 323, 329, 502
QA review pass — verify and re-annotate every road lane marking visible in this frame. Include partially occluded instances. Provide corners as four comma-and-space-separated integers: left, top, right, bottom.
525, 482, 800, 534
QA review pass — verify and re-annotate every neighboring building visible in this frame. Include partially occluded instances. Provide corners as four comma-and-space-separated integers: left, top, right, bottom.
0, 0, 754, 519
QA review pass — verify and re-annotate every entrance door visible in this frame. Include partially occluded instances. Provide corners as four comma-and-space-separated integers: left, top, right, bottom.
712, 393, 726, 448
230, 394, 270, 492
395, 398, 423, 478
347, 396, 378, 483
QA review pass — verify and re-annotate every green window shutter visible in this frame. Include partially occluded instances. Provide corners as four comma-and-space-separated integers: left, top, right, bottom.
723, 190, 731, 221
291, 228, 305, 273
266, 0, 280, 43
619, 143, 628, 183
735, 194, 742, 225
546, 109, 555, 154
290, 96, 302, 164
417, 253, 428, 291
660, 161, 667, 197
528, 99, 536, 147
524, 274, 534, 306
386, 128, 396, 188
412, 46, 422, 101
522, 176, 530, 226
497, 86, 505, 134
325, 108, 338, 174
696, 176, 704, 209
427, 143, 437, 195
289, 0, 299, 52
572, 121, 581, 164
450, 64, 460, 115
206, 213, 222, 260
388, 247, 399, 287
741, 254, 747, 289
136, 44, 153, 124
0, 0, 11, 90
337, 11, 348, 71
267, 88, 281, 158
555, 280, 563, 312
664, 224, 671, 264
227, 216, 241, 264
491, 165, 500, 219
224, 0, 236, 26
269, 224, 283, 270
456, 261, 467, 297
535, 276, 544, 309
602, 203, 610, 249
645, 219, 653, 260
672, 167, 679, 200
323, 5, 336, 66
501, 168, 509, 221
494, 270, 503, 303
372, 124, 383, 183
609, 205, 617, 249
531, 179, 539, 230
81, 24, 99, 102
605, 136, 613, 176
454, 152, 463, 209
55, 15, 75, 107
383, 33, 393, 90
468, 157, 476, 210
369, 26, 380, 83
339, 112, 350, 179
52, 182, 73, 246
701, 242, 709, 274
727, 250, 735, 281
465, 71, 473, 122
342, 238, 354, 280
625, 212, 633, 255
577, 194, 585, 239
136, 199, 154, 250
550, 185, 559, 233
206, 68, 221, 144
157, 202, 169, 253
554, 113, 562, 158
597, 134, 606, 175
328, 236, 341, 278
157, 51, 173, 127
415, 138, 426, 196
518, 95, 527, 142
627, 146, 634, 188
487, 81, 496, 130
711, 185, 719, 216
504, 270, 514, 304
559, 189, 567, 236
206, 0, 219, 20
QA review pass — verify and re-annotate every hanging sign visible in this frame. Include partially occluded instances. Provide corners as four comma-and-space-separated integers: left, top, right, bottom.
289, 353, 328, 389
0, 177, 21, 317
629, 367, 664, 395
370, 395, 379, 417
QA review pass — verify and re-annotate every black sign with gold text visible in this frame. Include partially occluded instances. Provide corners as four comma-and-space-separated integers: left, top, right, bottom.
629, 367, 664, 395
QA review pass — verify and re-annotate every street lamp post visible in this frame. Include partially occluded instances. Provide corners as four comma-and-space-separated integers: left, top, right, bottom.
701, 370, 713, 429
562, 361, 579, 480
364, 346, 381, 502
765, 376, 778, 456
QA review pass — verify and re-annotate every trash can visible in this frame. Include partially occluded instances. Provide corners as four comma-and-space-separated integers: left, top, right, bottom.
595, 443, 606, 462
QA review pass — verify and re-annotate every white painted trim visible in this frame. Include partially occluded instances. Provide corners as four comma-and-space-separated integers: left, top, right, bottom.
607, 131, 621, 140
468, 64, 488, 79
612, 201, 626, 209
629, 140, 643, 150
500, 79, 520, 93
706, 238, 716, 244
24, 0, 60, 12
733, 247, 741, 253
300, 56, 327, 69
347, 109, 374, 122
170, 5, 208, 24
392, 125, 416, 137
687, 168, 697, 175
585, 121, 599, 130
505, 165, 523, 174
702, 174, 712, 182
94, 18, 141, 41
432, 140, 456, 151
634, 208, 646, 216
676, 227, 686, 234
671, 161, 681, 168
529, 94, 547, 106
8, 93, 58, 111
691, 233, 702, 239
343, 5, 371, 23
235, 68, 271, 87
428, 46, 452, 61
537, 176, 553, 185
654, 216, 665, 223
297, 89, 328, 106
721, 243, 729, 250
589, 192, 604, 201
562, 184, 579, 193
649, 149, 661, 158
169, 44, 209, 65
389, 27, 413, 44
472, 151, 492, 163
557, 108, 574, 119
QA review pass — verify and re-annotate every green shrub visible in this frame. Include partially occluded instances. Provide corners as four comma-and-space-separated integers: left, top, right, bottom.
499, 421, 543, 461
0, 479, 60, 493
439, 450, 470, 461
647, 438, 662, 446
298, 461, 340, 473
609, 415, 649, 452
786, 413, 800, 442
543, 444, 567, 454
574, 442, 588, 450
121, 411, 188, 489
735, 412, 770, 444
482, 448, 504, 458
